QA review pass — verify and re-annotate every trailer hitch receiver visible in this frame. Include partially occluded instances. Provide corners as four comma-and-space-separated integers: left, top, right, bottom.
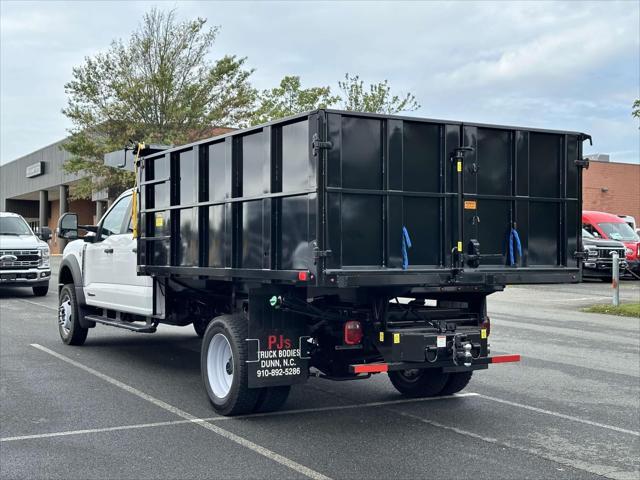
452, 336, 473, 367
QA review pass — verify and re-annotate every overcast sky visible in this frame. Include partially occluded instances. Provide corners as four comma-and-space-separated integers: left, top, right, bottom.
1, 0, 638, 164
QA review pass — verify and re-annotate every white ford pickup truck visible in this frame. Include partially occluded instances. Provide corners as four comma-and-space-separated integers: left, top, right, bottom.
0, 212, 52, 296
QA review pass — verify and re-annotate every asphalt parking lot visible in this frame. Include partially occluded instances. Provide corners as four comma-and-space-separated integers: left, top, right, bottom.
1, 263, 638, 480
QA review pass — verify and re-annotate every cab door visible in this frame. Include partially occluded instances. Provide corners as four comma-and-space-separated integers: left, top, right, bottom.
84, 194, 153, 315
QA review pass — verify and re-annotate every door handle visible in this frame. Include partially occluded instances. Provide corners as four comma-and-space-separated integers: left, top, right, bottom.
104, 248, 114, 254
132, 248, 137, 253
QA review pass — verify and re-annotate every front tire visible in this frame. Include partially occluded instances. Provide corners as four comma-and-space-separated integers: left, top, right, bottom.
58, 284, 88, 346
201, 314, 261, 416
388, 369, 449, 397
33, 285, 49, 296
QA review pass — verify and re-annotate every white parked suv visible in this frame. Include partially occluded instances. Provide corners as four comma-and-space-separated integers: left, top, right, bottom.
0, 212, 52, 296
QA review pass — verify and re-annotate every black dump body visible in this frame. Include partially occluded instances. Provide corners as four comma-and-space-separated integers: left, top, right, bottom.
137, 109, 589, 289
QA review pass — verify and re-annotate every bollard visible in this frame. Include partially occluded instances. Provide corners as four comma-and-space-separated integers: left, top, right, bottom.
611, 251, 620, 307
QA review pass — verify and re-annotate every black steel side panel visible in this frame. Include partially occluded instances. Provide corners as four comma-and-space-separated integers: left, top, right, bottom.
137, 109, 587, 287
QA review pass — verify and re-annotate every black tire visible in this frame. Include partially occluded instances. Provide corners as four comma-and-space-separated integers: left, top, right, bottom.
193, 318, 210, 338
58, 284, 88, 346
440, 371, 473, 395
201, 314, 261, 416
32, 285, 49, 296
388, 369, 450, 397
254, 386, 291, 413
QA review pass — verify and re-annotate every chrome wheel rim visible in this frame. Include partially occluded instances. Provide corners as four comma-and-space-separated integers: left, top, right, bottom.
58, 295, 72, 336
207, 333, 234, 399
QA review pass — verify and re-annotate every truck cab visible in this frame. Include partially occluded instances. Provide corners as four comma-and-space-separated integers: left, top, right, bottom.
0, 212, 51, 296
58, 189, 153, 318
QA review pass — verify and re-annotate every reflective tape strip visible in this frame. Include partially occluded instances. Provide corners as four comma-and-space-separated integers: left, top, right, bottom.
351, 363, 389, 374
489, 354, 521, 364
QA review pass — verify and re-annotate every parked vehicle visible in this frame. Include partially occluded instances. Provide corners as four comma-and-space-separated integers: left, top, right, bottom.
617, 215, 636, 232
581, 228, 627, 280
56, 109, 591, 415
583, 211, 640, 274
0, 212, 52, 296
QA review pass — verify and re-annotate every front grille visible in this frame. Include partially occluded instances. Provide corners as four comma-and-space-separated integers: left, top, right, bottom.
596, 247, 626, 261
0, 250, 40, 270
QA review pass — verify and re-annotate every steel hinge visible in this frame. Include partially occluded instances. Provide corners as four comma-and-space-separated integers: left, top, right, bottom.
312, 133, 332, 156
575, 158, 589, 169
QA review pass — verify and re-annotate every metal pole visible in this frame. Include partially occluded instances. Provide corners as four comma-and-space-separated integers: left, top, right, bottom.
38, 190, 48, 231
59, 185, 68, 251
611, 251, 620, 307
96, 201, 105, 223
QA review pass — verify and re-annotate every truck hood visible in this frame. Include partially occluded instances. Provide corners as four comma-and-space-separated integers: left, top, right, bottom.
0, 234, 45, 250
582, 237, 625, 248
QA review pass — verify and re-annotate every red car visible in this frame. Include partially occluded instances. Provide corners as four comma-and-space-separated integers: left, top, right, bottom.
582, 211, 640, 274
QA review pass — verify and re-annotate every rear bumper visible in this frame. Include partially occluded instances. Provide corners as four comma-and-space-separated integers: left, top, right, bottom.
350, 354, 521, 374
0, 269, 51, 286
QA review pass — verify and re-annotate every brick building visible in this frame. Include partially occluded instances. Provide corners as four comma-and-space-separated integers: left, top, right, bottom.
582, 157, 640, 223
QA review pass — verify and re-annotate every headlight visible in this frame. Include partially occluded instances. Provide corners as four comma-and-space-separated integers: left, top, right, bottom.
626, 248, 633, 256
585, 247, 598, 257
39, 246, 50, 268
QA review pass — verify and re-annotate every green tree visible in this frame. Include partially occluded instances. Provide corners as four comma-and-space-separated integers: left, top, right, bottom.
633, 99, 640, 120
338, 73, 420, 114
250, 75, 339, 125
62, 8, 256, 199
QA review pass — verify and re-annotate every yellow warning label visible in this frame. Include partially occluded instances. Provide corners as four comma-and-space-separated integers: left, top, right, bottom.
379, 332, 385, 342
481, 329, 487, 339
393, 333, 400, 344
155, 215, 164, 227
464, 200, 477, 210
457, 161, 462, 173
457, 241, 463, 252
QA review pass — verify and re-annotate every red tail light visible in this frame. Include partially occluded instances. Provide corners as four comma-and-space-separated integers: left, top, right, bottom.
344, 320, 363, 345
481, 316, 491, 337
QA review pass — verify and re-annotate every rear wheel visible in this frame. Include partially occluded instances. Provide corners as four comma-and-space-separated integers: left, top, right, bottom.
33, 285, 49, 296
58, 284, 88, 346
388, 369, 449, 397
440, 371, 473, 395
254, 386, 291, 413
201, 314, 261, 416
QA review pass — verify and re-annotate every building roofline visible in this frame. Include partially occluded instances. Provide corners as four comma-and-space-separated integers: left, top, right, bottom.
2, 137, 69, 167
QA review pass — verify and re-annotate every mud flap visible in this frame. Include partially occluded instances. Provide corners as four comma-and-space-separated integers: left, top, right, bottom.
246, 288, 310, 388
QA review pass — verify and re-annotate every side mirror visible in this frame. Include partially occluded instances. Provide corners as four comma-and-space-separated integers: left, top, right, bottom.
37, 226, 52, 241
57, 212, 78, 240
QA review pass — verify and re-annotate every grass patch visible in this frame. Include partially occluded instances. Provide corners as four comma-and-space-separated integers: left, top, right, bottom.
583, 303, 640, 318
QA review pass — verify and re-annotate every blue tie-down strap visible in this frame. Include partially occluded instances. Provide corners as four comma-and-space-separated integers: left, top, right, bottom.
508, 228, 522, 266
402, 226, 412, 270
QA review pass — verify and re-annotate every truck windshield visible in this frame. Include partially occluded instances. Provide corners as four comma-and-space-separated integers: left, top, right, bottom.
0, 217, 33, 236
598, 222, 640, 242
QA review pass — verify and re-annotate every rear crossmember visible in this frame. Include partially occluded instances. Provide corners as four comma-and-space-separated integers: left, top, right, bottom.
350, 354, 521, 374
